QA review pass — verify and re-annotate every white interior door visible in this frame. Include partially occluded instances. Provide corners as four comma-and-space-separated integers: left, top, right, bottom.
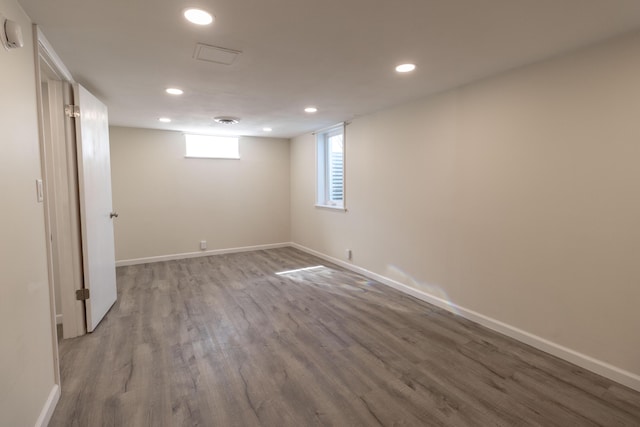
74, 84, 117, 332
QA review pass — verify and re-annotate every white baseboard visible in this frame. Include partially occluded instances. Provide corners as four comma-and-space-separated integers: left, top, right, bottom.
115, 243, 291, 267
55, 314, 62, 325
35, 384, 60, 427
290, 243, 640, 393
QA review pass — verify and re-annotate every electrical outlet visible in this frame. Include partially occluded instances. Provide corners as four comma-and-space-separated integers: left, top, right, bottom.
347, 249, 352, 260
200, 240, 207, 250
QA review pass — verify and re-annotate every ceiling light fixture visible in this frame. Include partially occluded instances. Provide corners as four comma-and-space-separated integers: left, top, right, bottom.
158, 117, 172, 123
395, 63, 416, 73
184, 8, 214, 25
214, 116, 240, 125
263, 127, 273, 132
166, 88, 184, 95
304, 107, 318, 113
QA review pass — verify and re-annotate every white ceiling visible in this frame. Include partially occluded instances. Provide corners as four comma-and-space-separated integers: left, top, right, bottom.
19, 0, 640, 138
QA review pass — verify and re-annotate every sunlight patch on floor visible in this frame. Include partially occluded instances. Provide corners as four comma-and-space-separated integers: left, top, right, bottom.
275, 265, 325, 275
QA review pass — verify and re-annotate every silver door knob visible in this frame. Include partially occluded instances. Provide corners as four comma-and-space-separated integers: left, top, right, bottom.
110, 212, 119, 218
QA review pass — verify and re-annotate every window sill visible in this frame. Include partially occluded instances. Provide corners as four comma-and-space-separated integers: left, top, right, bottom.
315, 204, 347, 212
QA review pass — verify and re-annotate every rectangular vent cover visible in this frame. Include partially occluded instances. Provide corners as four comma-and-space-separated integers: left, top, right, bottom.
193, 43, 241, 65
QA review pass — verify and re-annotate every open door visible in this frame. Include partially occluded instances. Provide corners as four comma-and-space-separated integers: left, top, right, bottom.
71, 83, 117, 332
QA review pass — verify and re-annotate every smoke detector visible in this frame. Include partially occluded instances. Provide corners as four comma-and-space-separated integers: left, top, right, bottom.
214, 116, 240, 125
0, 14, 24, 50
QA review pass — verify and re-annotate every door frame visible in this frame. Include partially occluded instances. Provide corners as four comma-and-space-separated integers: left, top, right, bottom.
33, 25, 87, 377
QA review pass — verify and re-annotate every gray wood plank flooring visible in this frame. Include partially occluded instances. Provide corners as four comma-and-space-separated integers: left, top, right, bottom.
50, 247, 640, 426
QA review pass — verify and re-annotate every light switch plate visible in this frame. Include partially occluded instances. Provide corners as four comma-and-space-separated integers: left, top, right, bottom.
36, 179, 43, 202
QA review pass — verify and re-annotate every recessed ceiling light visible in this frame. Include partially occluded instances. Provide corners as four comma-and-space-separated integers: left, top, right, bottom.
304, 107, 318, 113
214, 116, 240, 124
166, 88, 184, 95
158, 117, 172, 123
184, 8, 214, 25
263, 127, 273, 132
395, 63, 416, 73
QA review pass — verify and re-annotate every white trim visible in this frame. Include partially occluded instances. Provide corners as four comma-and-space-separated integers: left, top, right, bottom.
36, 27, 73, 82
314, 204, 347, 212
35, 384, 60, 427
115, 243, 291, 267
290, 243, 640, 392
55, 314, 63, 325
312, 121, 346, 136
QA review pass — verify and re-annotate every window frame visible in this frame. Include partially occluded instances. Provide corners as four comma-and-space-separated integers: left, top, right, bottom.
184, 134, 240, 160
315, 123, 346, 210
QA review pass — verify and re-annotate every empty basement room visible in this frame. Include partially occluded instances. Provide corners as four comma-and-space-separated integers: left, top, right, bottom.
3, 0, 640, 425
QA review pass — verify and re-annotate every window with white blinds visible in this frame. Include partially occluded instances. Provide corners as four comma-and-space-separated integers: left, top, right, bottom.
316, 124, 345, 209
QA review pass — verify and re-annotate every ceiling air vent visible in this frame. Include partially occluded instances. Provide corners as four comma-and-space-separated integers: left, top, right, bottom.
214, 116, 240, 125
193, 43, 241, 65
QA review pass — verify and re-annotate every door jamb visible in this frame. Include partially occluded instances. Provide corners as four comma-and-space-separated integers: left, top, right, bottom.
33, 24, 87, 390
33, 23, 62, 389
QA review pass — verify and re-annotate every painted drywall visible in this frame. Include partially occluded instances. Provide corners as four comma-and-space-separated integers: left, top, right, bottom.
110, 127, 290, 261
0, 1, 57, 425
291, 31, 640, 378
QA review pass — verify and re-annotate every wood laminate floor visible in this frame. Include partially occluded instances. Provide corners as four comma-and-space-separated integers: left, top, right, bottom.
51, 247, 640, 426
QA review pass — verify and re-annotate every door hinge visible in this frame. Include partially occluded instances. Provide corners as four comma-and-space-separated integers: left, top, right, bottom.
76, 288, 90, 301
65, 104, 80, 118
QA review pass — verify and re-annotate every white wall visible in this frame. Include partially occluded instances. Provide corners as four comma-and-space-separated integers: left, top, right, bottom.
0, 1, 57, 425
110, 127, 290, 261
291, 32, 640, 380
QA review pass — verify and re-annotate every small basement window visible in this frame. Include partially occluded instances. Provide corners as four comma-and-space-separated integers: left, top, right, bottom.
316, 123, 345, 209
185, 134, 240, 159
